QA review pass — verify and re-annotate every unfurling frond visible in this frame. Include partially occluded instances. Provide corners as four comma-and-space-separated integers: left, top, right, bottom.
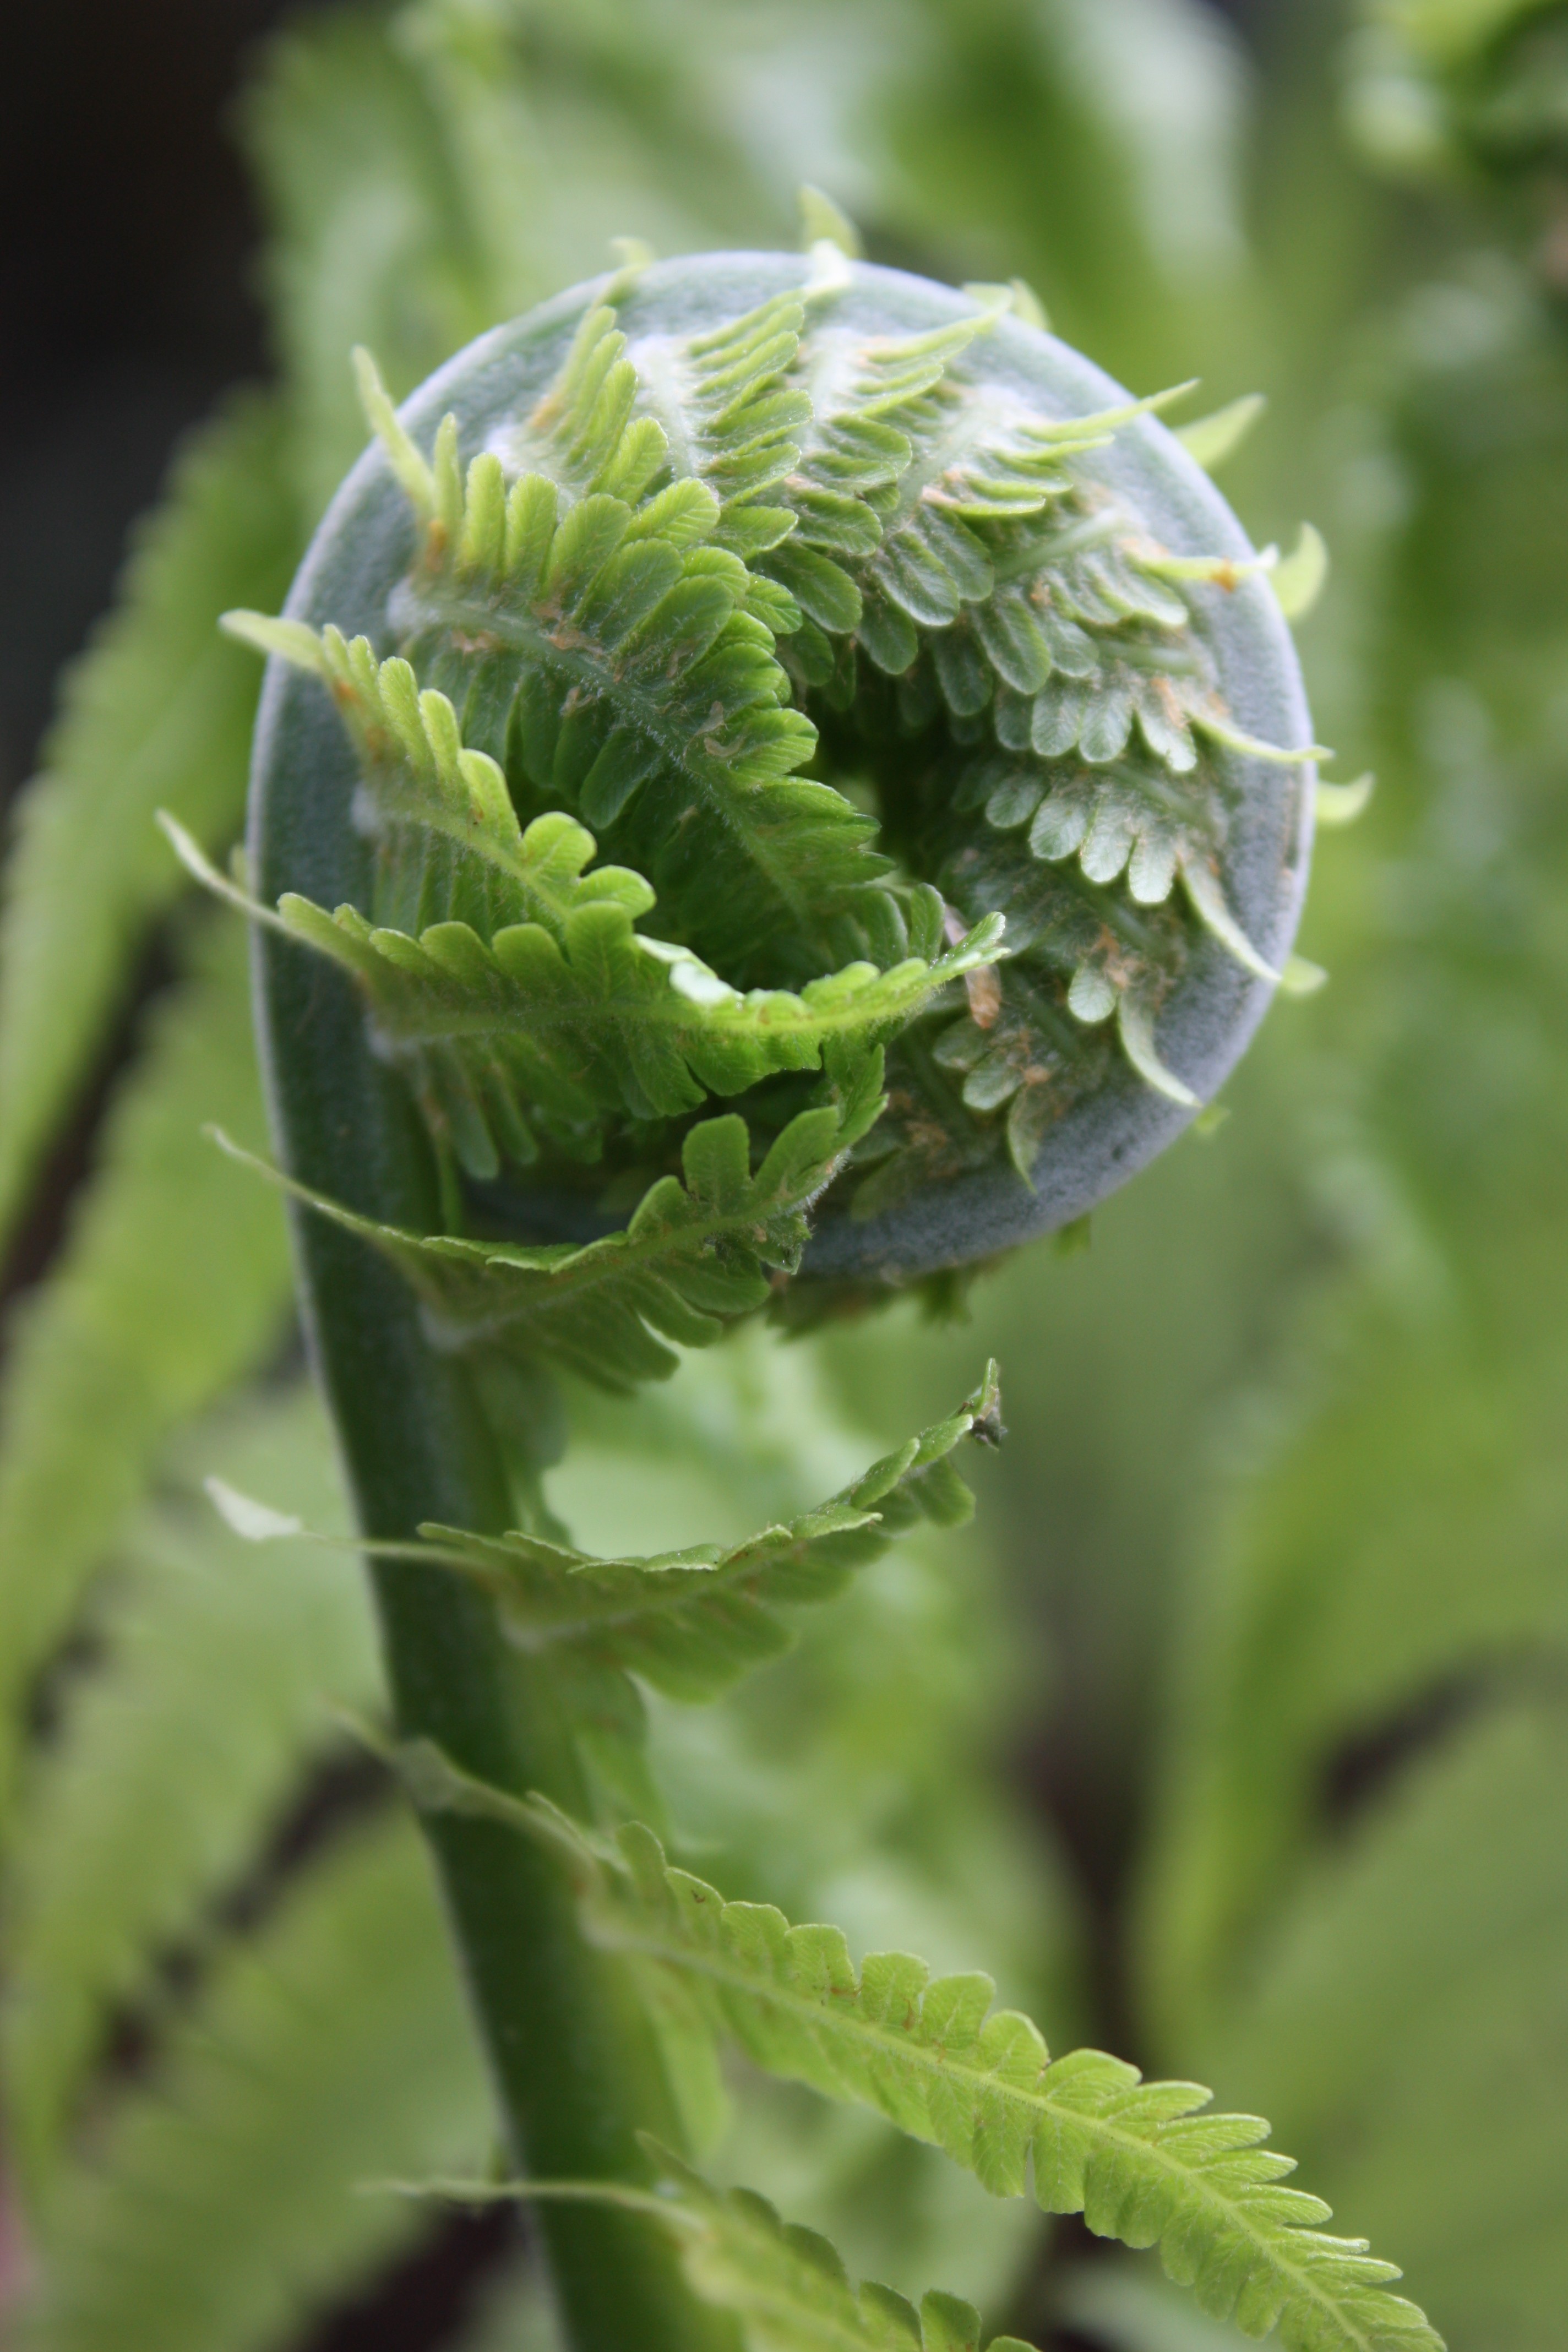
211, 1059, 884, 1391
393, 1757, 1439, 2352
217, 264, 1314, 1300
389, 1363, 999, 1699
168, 783, 998, 1184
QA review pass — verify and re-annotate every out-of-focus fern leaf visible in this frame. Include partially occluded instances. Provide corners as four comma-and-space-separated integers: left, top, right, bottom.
637, 2146, 1037, 2352
1140, 1251, 1568, 2047
1192, 1699, 1568, 2350
214, 1065, 885, 1392
397, 0, 779, 325
431, 2145, 1037, 2352
23, 1815, 491, 2352
874, 0, 1250, 388
402, 1759, 1438, 2352
1059, 2260, 1260, 2351
0, 395, 296, 1250
2, 1385, 374, 2204
0, 918, 292, 1832
242, 2, 781, 522
239, 14, 492, 517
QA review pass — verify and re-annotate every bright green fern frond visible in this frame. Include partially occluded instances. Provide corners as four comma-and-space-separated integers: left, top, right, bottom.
412, 1360, 997, 1700
273, 894, 999, 1179
213, 1063, 884, 1391
169, 727, 998, 1183
399, 1760, 1439, 2352
345, 341, 892, 985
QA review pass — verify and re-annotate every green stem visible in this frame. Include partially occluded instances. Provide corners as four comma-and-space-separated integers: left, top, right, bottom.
253, 916, 734, 2352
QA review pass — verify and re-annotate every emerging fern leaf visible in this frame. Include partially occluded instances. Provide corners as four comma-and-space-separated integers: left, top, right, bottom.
212, 1059, 883, 1391
396, 1755, 1440, 2352
211, 1364, 1001, 1705
223, 255, 1315, 1276
353, 333, 894, 986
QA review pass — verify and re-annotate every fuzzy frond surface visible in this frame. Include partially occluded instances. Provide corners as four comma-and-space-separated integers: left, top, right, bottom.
222, 271, 1307, 1270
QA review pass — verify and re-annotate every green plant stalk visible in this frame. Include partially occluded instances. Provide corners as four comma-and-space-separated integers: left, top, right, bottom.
252, 923, 735, 2352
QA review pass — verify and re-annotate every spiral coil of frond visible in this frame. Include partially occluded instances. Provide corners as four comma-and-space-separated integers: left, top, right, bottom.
219, 249, 1316, 1296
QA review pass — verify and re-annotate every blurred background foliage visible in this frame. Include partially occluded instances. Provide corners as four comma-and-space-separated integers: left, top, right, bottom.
1, 1, 1566, 2348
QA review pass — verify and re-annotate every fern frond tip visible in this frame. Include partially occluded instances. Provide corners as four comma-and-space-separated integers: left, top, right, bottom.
220, 608, 326, 671
352, 345, 435, 516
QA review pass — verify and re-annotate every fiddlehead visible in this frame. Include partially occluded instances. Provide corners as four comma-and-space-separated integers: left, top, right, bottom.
199, 243, 1393, 2352
217, 247, 1317, 1300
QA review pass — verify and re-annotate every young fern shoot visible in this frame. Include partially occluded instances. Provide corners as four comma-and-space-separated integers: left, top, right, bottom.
196, 242, 1428, 2352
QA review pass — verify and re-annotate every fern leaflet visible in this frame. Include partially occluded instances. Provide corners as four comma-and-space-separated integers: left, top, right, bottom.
210, 1365, 1000, 1705
0, 393, 296, 1249
351, 345, 893, 984
0, 921, 292, 1837
408, 2143, 1038, 2352
167, 651, 1001, 1182
396, 1755, 1441, 2352
211, 1059, 884, 1390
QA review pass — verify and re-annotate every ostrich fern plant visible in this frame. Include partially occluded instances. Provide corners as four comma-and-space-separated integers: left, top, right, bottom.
151, 226, 1431, 2352
8, 8, 1568, 2352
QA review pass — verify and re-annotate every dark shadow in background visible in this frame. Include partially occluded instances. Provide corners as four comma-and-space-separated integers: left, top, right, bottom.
0, 0, 303, 815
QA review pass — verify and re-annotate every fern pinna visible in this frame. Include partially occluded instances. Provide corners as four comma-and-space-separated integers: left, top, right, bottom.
193, 239, 1427, 2352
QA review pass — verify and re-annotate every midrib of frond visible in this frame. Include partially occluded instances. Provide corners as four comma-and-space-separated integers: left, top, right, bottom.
880, 383, 1058, 536
420, 1172, 832, 1349
399, 579, 829, 937
989, 505, 1124, 590
622, 335, 709, 488
592, 1915, 1391, 2352
427, 1521, 867, 1647
337, 935, 974, 1052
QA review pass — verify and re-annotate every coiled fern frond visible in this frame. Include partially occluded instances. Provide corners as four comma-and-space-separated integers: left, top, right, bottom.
213, 247, 1316, 1289
190, 240, 1389, 2352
